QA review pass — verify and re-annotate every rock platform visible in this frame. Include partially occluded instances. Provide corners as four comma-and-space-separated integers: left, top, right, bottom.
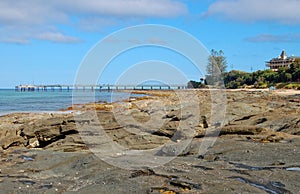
0, 89, 299, 193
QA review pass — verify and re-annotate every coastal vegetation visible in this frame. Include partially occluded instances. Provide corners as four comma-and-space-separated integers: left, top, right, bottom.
188, 50, 300, 89
223, 66, 300, 89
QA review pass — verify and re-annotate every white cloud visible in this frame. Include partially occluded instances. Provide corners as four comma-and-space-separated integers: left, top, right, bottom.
61, 0, 188, 18
36, 32, 82, 43
205, 0, 300, 24
0, 0, 188, 44
0, 25, 81, 44
0, 38, 30, 45
146, 37, 168, 45
77, 17, 120, 32
0, 1, 67, 26
245, 33, 300, 43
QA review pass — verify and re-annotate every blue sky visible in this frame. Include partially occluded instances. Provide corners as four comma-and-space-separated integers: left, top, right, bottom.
1, 0, 300, 88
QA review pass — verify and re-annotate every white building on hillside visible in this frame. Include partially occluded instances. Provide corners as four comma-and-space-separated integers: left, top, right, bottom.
266, 50, 295, 71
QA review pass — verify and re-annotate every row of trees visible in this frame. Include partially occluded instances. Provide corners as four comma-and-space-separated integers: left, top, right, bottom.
223, 67, 300, 89
187, 49, 300, 89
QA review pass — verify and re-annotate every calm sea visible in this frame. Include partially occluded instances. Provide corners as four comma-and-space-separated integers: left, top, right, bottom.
0, 89, 142, 115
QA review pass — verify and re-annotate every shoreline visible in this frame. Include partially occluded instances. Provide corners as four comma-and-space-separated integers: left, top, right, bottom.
0, 110, 81, 117
1, 88, 299, 117
0, 90, 147, 117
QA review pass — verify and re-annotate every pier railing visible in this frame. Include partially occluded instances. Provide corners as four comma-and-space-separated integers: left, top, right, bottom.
15, 84, 187, 92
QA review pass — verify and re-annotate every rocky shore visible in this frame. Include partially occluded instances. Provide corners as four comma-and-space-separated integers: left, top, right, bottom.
0, 89, 299, 193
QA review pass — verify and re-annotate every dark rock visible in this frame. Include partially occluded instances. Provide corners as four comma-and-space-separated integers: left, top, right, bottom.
201, 116, 208, 128
165, 109, 181, 120
254, 118, 268, 124
130, 168, 155, 178
219, 126, 265, 136
170, 180, 201, 190
152, 121, 179, 138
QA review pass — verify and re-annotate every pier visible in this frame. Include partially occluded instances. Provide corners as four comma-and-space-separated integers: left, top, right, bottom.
15, 84, 187, 92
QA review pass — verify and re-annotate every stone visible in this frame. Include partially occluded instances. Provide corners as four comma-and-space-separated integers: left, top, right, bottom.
28, 137, 40, 148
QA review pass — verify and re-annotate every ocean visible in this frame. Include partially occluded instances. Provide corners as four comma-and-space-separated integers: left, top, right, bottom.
0, 89, 142, 115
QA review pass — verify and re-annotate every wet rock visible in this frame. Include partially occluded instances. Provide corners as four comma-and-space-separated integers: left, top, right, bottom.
18, 180, 36, 185
169, 180, 201, 190
230, 176, 292, 194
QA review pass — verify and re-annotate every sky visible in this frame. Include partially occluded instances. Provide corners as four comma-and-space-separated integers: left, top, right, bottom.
1, 0, 300, 88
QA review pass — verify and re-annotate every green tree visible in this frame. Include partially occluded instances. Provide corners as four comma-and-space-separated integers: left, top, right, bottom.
207, 49, 227, 76
292, 58, 300, 69
277, 67, 287, 82
285, 73, 292, 82
187, 80, 205, 88
261, 70, 277, 84
222, 64, 299, 89
292, 68, 300, 82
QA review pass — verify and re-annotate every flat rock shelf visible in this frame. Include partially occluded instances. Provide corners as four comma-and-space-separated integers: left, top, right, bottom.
0, 89, 299, 193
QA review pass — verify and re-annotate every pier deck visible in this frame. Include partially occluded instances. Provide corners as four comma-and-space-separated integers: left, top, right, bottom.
15, 84, 187, 92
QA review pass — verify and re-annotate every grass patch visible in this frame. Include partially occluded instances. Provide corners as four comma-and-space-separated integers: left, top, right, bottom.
275, 83, 300, 90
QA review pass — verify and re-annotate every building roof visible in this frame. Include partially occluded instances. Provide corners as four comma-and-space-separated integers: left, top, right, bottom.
267, 50, 295, 63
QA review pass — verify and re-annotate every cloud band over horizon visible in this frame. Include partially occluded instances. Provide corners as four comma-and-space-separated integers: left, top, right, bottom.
0, 0, 187, 44
205, 0, 300, 24
1, 0, 300, 44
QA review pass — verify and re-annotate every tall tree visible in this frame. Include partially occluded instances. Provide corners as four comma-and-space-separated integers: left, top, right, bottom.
207, 49, 227, 76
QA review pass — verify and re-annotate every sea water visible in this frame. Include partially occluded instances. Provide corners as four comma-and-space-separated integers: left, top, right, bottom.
0, 89, 142, 115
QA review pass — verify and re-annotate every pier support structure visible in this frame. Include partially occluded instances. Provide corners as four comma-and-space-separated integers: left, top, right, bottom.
15, 84, 187, 92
